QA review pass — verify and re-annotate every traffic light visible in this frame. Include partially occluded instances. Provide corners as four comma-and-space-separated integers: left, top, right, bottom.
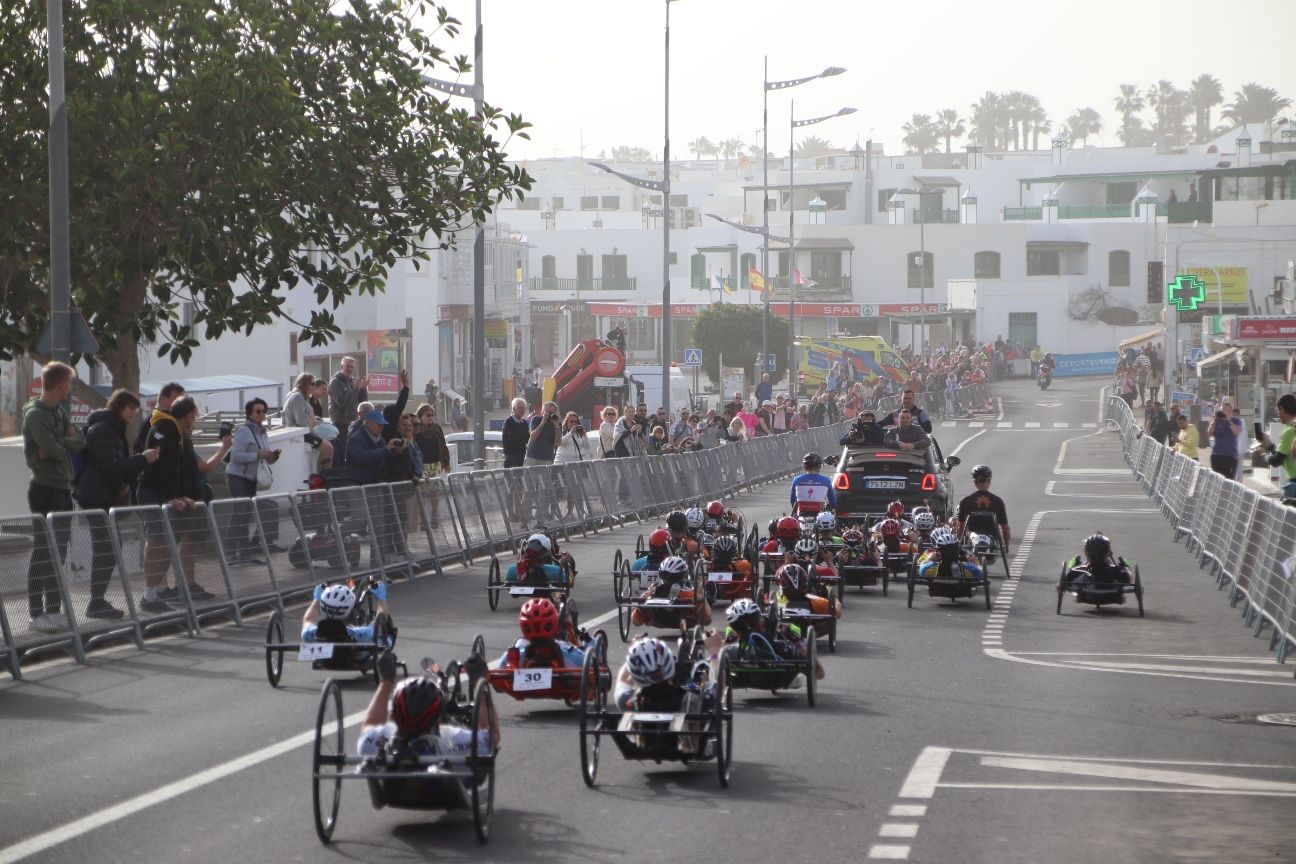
1146, 260, 1164, 304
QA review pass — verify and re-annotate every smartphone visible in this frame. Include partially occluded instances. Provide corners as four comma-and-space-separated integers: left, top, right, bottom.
1254, 421, 1264, 441
218, 420, 233, 439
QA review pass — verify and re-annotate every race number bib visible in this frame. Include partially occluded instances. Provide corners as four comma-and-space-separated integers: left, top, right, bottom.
707, 572, 733, 582
512, 668, 552, 692
630, 713, 674, 723
644, 598, 672, 605
510, 586, 536, 596
298, 643, 335, 661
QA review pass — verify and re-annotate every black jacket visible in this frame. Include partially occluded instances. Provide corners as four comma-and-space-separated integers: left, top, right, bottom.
136, 411, 199, 501
380, 386, 410, 442
502, 415, 529, 468
76, 410, 150, 508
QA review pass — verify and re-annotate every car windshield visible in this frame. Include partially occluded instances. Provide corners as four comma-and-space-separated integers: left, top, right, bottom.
839, 447, 932, 472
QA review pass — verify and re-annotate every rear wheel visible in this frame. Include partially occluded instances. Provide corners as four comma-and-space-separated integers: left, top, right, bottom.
881, 568, 889, 597
1135, 565, 1144, 617
714, 656, 733, 788
906, 562, 916, 609
983, 576, 992, 610
579, 640, 605, 787
487, 558, 501, 611
469, 680, 496, 844
265, 610, 284, 688
827, 596, 838, 653
312, 680, 344, 843
804, 626, 817, 708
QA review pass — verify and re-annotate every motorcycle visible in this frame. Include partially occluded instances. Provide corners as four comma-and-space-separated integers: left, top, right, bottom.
1037, 368, 1052, 390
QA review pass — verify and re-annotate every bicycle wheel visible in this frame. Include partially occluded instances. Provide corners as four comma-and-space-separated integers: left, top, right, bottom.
265, 610, 284, 688
469, 680, 496, 844
487, 558, 501, 611
714, 656, 733, 788
579, 640, 605, 787
312, 680, 344, 843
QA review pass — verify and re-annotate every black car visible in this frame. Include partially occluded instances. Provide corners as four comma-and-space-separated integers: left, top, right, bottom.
831, 439, 960, 522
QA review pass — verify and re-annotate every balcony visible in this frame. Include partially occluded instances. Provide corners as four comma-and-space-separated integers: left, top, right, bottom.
1003, 206, 1043, 221
767, 274, 853, 299
528, 277, 638, 293
1165, 200, 1213, 223
1059, 203, 1132, 219
912, 208, 960, 224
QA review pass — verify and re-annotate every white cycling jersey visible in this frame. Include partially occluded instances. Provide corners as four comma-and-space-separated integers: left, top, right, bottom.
357, 721, 488, 757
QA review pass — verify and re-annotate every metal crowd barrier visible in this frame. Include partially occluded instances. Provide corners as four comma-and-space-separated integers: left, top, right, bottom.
1108, 396, 1296, 674
0, 420, 852, 678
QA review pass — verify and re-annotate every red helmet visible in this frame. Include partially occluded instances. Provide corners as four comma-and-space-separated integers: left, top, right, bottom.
886, 501, 906, 519
648, 529, 671, 555
878, 518, 901, 537
391, 677, 444, 736
519, 598, 560, 640
776, 516, 800, 540
706, 500, 726, 518
777, 563, 810, 597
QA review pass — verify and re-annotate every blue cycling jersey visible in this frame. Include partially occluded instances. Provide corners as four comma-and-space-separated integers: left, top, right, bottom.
630, 556, 662, 574
917, 558, 984, 581
505, 562, 565, 583
790, 471, 836, 509
302, 623, 394, 649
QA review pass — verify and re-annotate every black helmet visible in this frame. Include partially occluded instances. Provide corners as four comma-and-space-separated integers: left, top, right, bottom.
666, 510, 688, 533
802, 452, 822, 469
1083, 533, 1111, 563
391, 677, 445, 736
971, 464, 992, 482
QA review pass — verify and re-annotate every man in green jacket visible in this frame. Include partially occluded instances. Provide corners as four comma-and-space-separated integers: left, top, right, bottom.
22, 361, 85, 634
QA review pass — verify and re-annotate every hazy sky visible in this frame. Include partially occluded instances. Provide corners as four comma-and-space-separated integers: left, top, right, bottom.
421, 0, 1296, 161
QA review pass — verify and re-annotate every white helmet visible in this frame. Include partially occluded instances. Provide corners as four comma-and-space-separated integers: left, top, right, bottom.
725, 598, 761, 625
815, 512, 836, 531
626, 637, 676, 686
319, 584, 356, 619
658, 555, 690, 581
913, 511, 936, 530
931, 527, 959, 549
793, 538, 819, 562
684, 507, 705, 530
526, 532, 552, 553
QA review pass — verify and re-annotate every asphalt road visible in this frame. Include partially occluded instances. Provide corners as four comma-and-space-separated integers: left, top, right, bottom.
2, 377, 1293, 864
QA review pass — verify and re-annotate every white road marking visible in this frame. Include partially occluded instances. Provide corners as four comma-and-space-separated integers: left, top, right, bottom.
1065, 659, 1293, 678
978, 756, 1296, 794
960, 748, 1294, 768
1024, 422, 1041, 428
1082, 423, 1097, 428
1044, 481, 1148, 498
867, 845, 911, 859
879, 823, 920, 838
584, 607, 619, 628
996, 421, 1013, 428
889, 804, 927, 817
899, 746, 953, 798
948, 429, 987, 458
1053, 422, 1069, 428
996, 397, 1004, 421
934, 784, 1296, 798
0, 710, 369, 864
941, 421, 956, 428
966, 421, 984, 428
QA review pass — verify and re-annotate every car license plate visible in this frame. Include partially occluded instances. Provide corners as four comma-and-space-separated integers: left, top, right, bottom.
512, 668, 552, 692
708, 572, 733, 582
866, 479, 907, 490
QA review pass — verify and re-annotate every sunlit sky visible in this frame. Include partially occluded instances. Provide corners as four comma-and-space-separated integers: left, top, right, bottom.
421, 0, 1296, 161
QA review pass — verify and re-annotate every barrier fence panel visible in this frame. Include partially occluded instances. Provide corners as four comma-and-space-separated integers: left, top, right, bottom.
166, 502, 241, 626
284, 489, 344, 587
326, 486, 385, 581
206, 497, 280, 619
108, 506, 197, 637
0, 513, 84, 667
1238, 500, 1274, 614
46, 509, 144, 651
416, 475, 464, 568
403, 481, 446, 577
365, 483, 417, 581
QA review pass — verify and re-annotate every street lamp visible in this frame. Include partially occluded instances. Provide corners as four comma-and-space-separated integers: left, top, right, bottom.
787, 103, 855, 391
661, 0, 681, 416
762, 62, 846, 381
898, 186, 939, 355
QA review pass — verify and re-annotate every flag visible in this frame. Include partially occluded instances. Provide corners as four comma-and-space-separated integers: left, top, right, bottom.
713, 273, 735, 294
793, 268, 804, 286
748, 266, 766, 294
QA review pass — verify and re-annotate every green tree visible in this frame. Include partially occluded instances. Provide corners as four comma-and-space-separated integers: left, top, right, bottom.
969, 91, 1007, 150
0, 0, 530, 396
935, 109, 965, 153
1188, 74, 1223, 141
610, 145, 653, 162
687, 136, 715, 159
1063, 107, 1102, 145
900, 115, 938, 154
1146, 79, 1190, 142
794, 135, 834, 158
1114, 83, 1147, 146
718, 137, 744, 159
691, 304, 789, 386
1003, 90, 1033, 150
1222, 82, 1292, 126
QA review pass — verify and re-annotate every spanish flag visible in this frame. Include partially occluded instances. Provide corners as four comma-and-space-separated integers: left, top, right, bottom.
748, 266, 766, 295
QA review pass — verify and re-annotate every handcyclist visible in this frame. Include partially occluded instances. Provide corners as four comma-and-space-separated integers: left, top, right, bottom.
776, 562, 841, 622
492, 597, 586, 670
721, 598, 823, 686
702, 499, 741, 536
302, 580, 394, 649
790, 452, 836, 516
612, 634, 722, 754
759, 515, 803, 564
915, 527, 985, 582
1061, 533, 1132, 589
681, 507, 709, 557
707, 534, 752, 581
871, 517, 917, 569
955, 464, 1011, 555
792, 537, 837, 580
813, 511, 843, 546
630, 555, 713, 628
632, 528, 673, 577
505, 533, 567, 585
911, 507, 938, 548
665, 510, 691, 554
835, 528, 872, 569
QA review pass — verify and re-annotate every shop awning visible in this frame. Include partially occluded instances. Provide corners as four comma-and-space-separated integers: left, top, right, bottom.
1118, 328, 1164, 350
1196, 346, 1238, 374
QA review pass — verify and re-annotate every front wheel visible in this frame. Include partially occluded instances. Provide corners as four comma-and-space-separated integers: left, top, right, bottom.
1135, 565, 1145, 617
487, 558, 501, 611
312, 680, 344, 843
579, 640, 605, 788
714, 656, 733, 788
469, 680, 497, 844
265, 610, 284, 688
804, 626, 818, 708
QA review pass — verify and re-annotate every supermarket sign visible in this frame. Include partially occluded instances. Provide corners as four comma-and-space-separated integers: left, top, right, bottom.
1235, 317, 1296, 340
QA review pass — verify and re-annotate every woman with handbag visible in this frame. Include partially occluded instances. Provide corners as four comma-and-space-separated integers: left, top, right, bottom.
226, 398, 281, 563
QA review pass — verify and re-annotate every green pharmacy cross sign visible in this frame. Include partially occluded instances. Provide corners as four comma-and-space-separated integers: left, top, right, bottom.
1167, 274, 1207, 311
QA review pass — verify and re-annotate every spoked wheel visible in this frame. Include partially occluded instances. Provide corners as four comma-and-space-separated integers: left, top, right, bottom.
265, 609, 284, 688
635, 534, 646, 557
804, 626, 818, 708
906, 562, 917, 609
312, 679, 344, 844
487, 559, 501, 611
1057, 563, 1067, 615
469, 680, 497, 844
1135, 565, 1144, 617
827, 596, 838, 653
617, 595, 631, 643
472, 632, 486, 660
613, 549, 623, 574
983, 577, 993, 611
714, 657, 733, 788
370, 613, 392, 683
579, 638, 606, 788
882, 568, 889, 597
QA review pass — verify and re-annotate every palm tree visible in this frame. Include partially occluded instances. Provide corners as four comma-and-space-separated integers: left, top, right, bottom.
935, 108, 966, 153
1063, 108, 1102, 145
900, 114, 938, 154
1003, 90, 1033, 150
969, 92, 1003, 149
794, 135, 834, 158
1222, 82, 1293, 126
687, 136, 714, 160
1146, 79, 1190, 142
1114, 83, 1146, 147
719, 138, 744, 159
1189, 74, 1223, 141
1023, 97, 1050, 150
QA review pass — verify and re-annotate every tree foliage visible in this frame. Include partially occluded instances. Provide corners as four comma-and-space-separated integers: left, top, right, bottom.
690, 303, 788, 386
794, 135, 833, 158
0, 0, 531, 394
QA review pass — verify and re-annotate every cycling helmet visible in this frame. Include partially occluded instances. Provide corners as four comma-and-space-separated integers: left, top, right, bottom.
725, 598, 761, 626
1084, 533, 1111, 562
775, 516, 801, 541
802, 452, 823, 469
877, 518, 901, 538
706, 500, 726, 518
684, 507, 705, 530
648, 528, 671, 555
931, 526, 959, 551
815, 512, 837, 532
767, 518, 779, 538
318, 584, 356, 619
658, 555, 690, 584
971, 464, 993, 482
626, 637, 676, 686
913, 510, 936, 531
711, 534, 739, 561
666, 511, 688, 533
778, 563, 810, 597
519, 598, 560, 640
886, 500, 906, 519
842, 528, 865, 550
793, 538, 819, 564
525, 533, 552, 561
391, 677, 445, 736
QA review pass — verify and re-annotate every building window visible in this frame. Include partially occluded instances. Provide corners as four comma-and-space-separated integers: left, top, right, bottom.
878, 187, 897, 212
613, 317, 657, 352
1027, 249, 1060, 276
1108, 250, 1130, 287
810, 251, 842, 282
1008, 312, 1037, 347
907, 251, 934, 289
670, 193, 688, 207
551, 196, 564, 210
690, 253, 706, 289
601, 195, 620, 210
739, 252, 756, 287
580, 195, 598, 210
541, 255, 556, 280
777, 251, 789, 277
974, 251, 1001, 279
819, 189, 847, 210
576, 254, 593, 289
601, 253, 628, 288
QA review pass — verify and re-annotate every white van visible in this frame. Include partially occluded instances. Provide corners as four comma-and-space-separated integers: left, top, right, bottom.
625, 365, 693, 413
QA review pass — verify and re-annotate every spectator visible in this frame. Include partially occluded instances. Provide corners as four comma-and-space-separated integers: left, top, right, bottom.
1206, 407, 1241, 478
555, 412, 593, 464
885, 409, 932, 452
755, 401, 775, 437
74, 389, 160, 619
1173, 414, 1199, 459
502, 398, 530, 468
773, 396, 788, 434
526, 401, 562, 466
755, 373, 773, 404
283, 373, 335, 470
669, 407, 690, 448
611, 406, 643, 458
1229, 403, 1247, 481
309, 377, 328, 420
599, 406, 619, 457
1135, 348, 1152, 406
737, 402, 759, 438
338, 400, 373, 473
133, 381, 184, 458
379, 370, 411, 442
387, 413, 423, 481
450, 397, 468, 432
327, 356, 369, 431
224, 397, 282, 563
647, 425, 671, 454
345, 410, 404, 485
648, 406, 670, 437
725, 391, 744, 417
808, 395, 826, 428
22, 361, 87, 633
423, 377, 439, 406
727, 416, 746, 442
413, 404, 451, 477
1143, 401, 1169, 445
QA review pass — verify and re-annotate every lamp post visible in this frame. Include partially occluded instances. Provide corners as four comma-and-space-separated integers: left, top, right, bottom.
787, 103, 856, 392
661, 0, 679, 416
763, 62, 845, 382
898, 186, 938, 355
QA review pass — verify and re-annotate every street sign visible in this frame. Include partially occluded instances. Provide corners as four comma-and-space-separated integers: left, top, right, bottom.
1188, 347, 1207, 364
1167, 274, 1207, 311
756, 353, 776, 372
683, 347, 703, 367
593, 376, 625, 388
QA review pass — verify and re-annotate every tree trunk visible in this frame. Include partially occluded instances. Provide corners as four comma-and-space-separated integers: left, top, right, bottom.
98, 271, 147, 395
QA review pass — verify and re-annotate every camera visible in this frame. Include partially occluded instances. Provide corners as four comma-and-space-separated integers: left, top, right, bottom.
1215, 411, 1226, 419
547, 412, 559, 423
218, 420, 233, 439
573, 426, 585, 437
